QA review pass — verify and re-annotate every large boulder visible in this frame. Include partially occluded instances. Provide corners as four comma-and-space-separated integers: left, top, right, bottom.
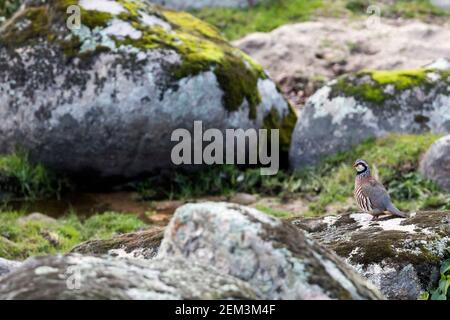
158, 202, 384, 300
292, 211, 450, 300
0, 0, 295, 182
0, 254, 260, 299
419, 135, 450, 191
149, 0, 261, 10
290, 67, 450, 169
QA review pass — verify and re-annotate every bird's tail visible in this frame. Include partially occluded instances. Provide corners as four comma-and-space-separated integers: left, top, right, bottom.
386, 203, 407, 218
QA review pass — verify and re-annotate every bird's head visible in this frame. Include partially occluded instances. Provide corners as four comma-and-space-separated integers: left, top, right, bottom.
353, 159, 369, 175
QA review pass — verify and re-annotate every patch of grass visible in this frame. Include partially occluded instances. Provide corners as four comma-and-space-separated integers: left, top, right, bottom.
0, 152, 67, 200
344, 0, 449, 19
191, 0, 323, 40
0, 210, 146, 260
255, 205, 292, 218
345, 0, 371, 13
135, 164, 243, 200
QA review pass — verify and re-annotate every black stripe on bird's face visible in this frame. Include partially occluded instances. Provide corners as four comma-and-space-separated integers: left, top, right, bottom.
354, 159, 369, 175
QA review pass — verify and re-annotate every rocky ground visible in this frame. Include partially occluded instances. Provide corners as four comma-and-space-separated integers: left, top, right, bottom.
1, 202, 448, 300
0, 203, 386, 300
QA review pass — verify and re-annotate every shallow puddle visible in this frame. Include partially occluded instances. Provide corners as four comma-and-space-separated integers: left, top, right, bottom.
0, 192, 171, 224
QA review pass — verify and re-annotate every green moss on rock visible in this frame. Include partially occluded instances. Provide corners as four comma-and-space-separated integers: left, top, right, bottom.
80, 9, 113, 29
332, 68, 449, 104
0, 0, 270, 118
84, 0, 266, 116
263, 104, 298, 152
334, 77, 386, 104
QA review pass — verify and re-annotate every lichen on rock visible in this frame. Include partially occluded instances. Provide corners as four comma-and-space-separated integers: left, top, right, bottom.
158, 202, 383, 300
420, 134, 450, 191
292, 211, 450, 300
0, 0, 294, 181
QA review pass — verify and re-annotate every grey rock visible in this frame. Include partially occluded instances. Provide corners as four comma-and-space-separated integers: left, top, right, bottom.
430, 0, 450, 10
18, 213, 57, 225
71, 226, 164, 259
290, 67, 450, 169
291, 211, 450, 300
0, 258, 22, 277
419, 135, 450, 191
0, 0, 294, 182
149, 0, 261, 10
158, 202, 384, 300
0, 254, 260, 299
228, 192, 258, 205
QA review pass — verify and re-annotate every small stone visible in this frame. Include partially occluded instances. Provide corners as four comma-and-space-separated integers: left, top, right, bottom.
228, 193, 258, 205
18, 213, 57, 225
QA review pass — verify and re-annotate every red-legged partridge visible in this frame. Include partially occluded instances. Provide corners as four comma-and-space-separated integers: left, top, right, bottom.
353, 159, 406, 218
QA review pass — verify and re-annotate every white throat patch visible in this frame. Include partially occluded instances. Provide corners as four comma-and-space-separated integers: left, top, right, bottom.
356, 164, 366, 172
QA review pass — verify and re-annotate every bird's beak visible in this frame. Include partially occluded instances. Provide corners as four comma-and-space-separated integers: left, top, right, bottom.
353, 164, 357, 168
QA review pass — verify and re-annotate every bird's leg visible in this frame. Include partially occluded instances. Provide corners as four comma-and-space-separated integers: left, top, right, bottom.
368, 209, 384, 220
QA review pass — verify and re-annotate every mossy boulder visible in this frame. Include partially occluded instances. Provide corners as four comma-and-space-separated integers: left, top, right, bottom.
0, 210, 147, 260
71, 225, 164, 258
292, 211, 450, 300
289, 65, 450, 169
0, 0, 295, 182
158, 202, 384, 299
